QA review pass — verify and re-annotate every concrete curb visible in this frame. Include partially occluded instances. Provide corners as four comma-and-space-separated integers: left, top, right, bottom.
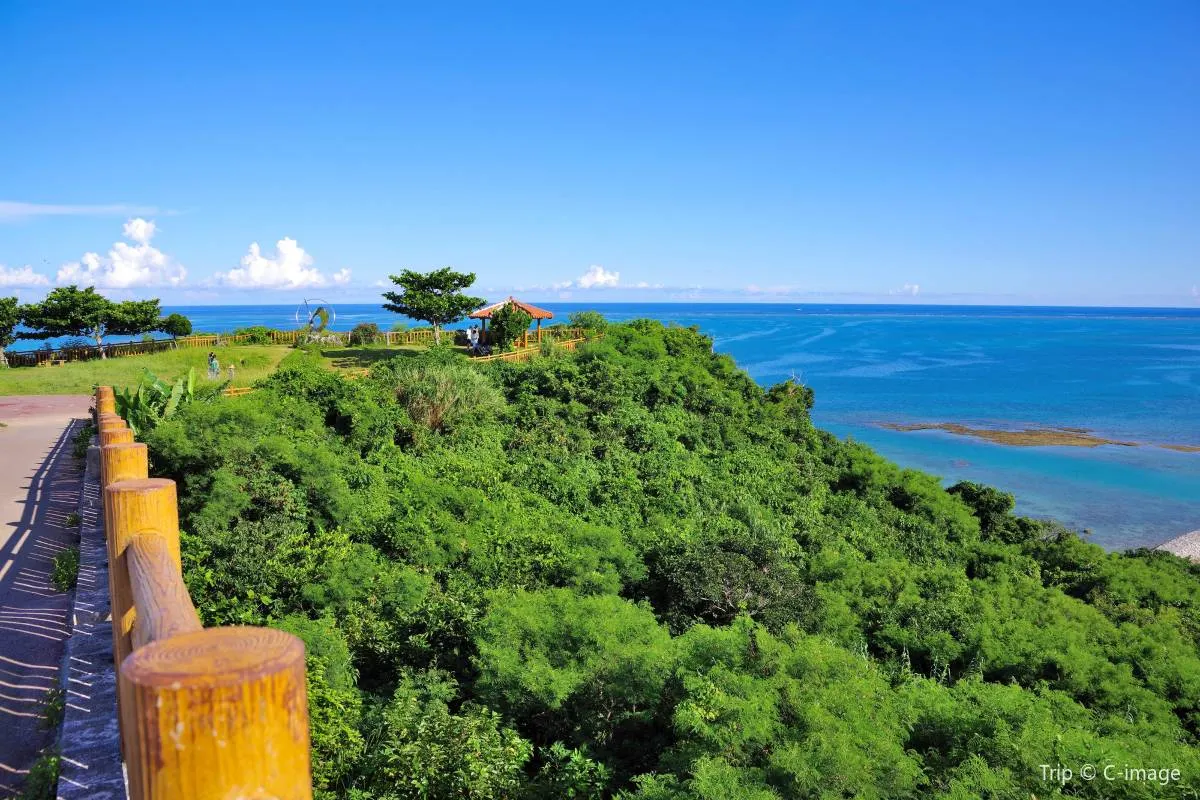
55, 439, 125, 798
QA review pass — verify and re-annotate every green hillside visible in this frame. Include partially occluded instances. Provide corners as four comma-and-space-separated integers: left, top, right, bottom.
142, 321, 1200, 799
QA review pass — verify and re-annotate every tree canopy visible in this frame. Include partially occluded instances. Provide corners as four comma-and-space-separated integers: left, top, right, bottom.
0, 296, 20, 367
18, 286, 165, 358
489, 302, 533, 351
109, 298, 162, 338
159, 312, 193, 341
382, 267, 485, 345
140, 320, 1200, 799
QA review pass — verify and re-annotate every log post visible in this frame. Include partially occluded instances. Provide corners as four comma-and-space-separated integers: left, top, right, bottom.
97, 412, 125, 431
104, 479, 180, 679
102, 442, 148, 488
121, 627, 312, 800
104, 478, 181, 789
97, 391, 116, 416
126, 535, 202, 649
99, 427, 134, 448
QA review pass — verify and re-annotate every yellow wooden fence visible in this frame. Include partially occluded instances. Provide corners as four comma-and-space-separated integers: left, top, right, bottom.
94, 387, 312, 799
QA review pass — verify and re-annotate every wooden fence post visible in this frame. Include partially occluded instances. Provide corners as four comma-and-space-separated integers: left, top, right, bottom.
97, 412, 124, 431
99, 427, 134, 448
102, 442, 149, 489
87, 387, 316, 800
121, 627, 312, 800
104, 479, 179, 682
97, 388, 116, 415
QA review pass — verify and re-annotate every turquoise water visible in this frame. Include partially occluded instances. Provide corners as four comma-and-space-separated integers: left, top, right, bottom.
17, 302, 1198, 549
598, 304, 1200, 550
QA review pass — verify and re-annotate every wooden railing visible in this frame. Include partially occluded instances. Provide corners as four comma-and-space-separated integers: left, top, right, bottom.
94, 386, 312, 799
472, 334, 599, 363
7, 326, 595, 367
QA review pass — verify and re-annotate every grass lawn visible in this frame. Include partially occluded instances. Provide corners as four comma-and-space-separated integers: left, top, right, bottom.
0, 345, 293, 396
318, 343, 430, 371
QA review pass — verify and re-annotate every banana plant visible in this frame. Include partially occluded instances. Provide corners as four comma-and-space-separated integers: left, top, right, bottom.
114, 368, 215, 435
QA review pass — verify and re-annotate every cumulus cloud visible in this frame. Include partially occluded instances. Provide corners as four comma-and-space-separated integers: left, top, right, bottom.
0, 200, 165, 221
123, 217, 156, 244
890, 282, 920, 296
212, 237, 348, 289
56, 218, 186, 288
0, 264, 50, 287
577, 265, 620, 289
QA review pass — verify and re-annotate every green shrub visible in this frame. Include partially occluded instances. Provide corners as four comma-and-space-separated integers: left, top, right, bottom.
18, 751, 59, 800
233, 325, 276, 345
489, 303, 533, 352
38, 687, 65, 730
392, 357, 504, 432
350, 322, 381, 345
51, 547, 79, 592
72, 421, 95, 459
568, 310, 607, 332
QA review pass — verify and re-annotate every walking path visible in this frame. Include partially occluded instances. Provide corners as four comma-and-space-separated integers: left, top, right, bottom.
0, 395, 90, 795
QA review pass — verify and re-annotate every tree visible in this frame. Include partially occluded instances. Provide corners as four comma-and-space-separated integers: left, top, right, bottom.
111, 299, 163, 340
382, 267, 484, 345
20, 286, 116, 358
489, 302, 533, 352
0, 296, 20, 368
158, 313, 193, 345
568, 310, 607, 333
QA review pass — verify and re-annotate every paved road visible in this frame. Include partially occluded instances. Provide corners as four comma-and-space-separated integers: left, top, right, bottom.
0, 396, 90, 795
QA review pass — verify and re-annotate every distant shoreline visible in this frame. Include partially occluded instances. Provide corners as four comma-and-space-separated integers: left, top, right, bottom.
1157, 530, 1200, 561
877, 421, 1200, 454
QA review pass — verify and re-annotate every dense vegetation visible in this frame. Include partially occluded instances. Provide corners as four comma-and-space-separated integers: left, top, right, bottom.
141, 321, 1200, 798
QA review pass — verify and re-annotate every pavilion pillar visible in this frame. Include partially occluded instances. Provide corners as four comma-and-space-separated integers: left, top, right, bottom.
536, 319, 542, 342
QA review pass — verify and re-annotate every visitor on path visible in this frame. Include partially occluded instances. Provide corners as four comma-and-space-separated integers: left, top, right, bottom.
207, 352, 219, 380
467, 325, 480, 354
227, 364, 236, 382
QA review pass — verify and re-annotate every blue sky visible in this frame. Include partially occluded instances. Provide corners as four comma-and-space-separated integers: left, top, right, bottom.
0, 1, 1196, 306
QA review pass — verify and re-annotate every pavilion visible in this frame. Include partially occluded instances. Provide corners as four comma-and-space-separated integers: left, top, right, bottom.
468, 297, 554, 345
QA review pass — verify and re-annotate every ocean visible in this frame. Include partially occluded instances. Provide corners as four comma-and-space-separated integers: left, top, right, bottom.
14, 302, 1200, 549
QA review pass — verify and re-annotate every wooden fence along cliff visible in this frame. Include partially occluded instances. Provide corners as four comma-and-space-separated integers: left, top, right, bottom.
10, 326, 592, 367
94, 386, 313, 799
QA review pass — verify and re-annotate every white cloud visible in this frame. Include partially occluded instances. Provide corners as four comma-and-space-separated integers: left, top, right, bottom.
0, 201, 163, 221
577, 264, 620, 289
212, 237, 345, 289
56, 218, 186, 288
123, 218, 156, 244
0, 264, 50, 287
551, 280, 574, 290
890, 282, 920, 296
